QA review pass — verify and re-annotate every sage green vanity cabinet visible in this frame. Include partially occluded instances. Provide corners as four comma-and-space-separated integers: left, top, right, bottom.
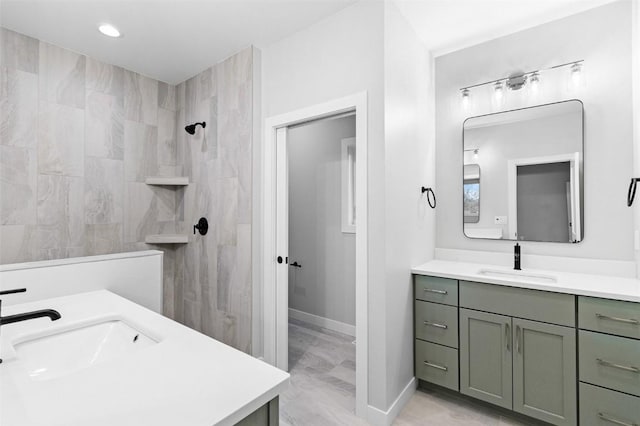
512, 318, 576, 426
414, 276, 459, 392
459, 309, 513, 409
414, 273, 640, 426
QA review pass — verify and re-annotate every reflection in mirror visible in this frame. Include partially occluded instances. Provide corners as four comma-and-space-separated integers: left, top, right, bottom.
463, 100, 583, 243
464, 164, 480, 224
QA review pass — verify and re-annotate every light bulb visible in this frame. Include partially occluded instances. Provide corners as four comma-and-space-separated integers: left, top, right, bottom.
493, 81, 505, 108
569, 62, 584, 90
528, 72, 540, 96
461, 88, 471, 111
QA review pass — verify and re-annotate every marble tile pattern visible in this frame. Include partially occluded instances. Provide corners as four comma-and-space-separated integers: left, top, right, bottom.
0, 28, 178, 319
282, 320, 530, 426
174, 47, 254, 353
0, 28, 256, 352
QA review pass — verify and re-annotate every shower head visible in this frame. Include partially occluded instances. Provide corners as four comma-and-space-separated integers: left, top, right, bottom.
185, 121, 206, 135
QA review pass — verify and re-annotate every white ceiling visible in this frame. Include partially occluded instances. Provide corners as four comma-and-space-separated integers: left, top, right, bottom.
1, 0, 622, 84
394, 0, 620, 57
0, 0, 356, 84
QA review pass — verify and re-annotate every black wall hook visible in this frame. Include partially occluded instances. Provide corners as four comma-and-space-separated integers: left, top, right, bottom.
421, 187, 436, 209
628, 178, 640, 207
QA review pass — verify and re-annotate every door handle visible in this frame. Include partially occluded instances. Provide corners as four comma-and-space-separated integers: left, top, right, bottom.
505, 323, 510, 351
516, 325, 522, 354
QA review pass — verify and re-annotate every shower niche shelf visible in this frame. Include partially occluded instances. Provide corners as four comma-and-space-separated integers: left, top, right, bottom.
145, 234, 189, 244
145, 177, 189, 186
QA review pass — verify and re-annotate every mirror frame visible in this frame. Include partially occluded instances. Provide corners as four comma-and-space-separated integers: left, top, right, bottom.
461, 99, 585, 243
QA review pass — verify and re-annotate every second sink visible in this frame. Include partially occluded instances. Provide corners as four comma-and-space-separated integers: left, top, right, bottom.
477, 269, 558, 284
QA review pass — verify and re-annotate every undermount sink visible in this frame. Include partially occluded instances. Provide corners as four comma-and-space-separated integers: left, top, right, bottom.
13, 320, 156, 381
477, 269, 557, 284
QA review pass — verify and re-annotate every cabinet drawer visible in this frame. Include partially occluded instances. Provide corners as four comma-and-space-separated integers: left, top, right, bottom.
460, 281, 575, 327
415, 275, 458, 306
415, 340, 459, 391
415, 301, 458, 348
579, 382, 640, 426
579, 330, 640, 397
579, 297, 640, 340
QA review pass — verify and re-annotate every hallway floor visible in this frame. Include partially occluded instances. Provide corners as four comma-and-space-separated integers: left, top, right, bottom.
280, 319, 529, 426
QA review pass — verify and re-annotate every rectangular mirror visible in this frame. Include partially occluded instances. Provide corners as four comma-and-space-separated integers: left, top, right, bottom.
463, 100, 584, 243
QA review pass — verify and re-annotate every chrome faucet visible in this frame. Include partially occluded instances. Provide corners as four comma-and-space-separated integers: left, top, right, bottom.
514, 243, 521, 270
0, 288, 62, 364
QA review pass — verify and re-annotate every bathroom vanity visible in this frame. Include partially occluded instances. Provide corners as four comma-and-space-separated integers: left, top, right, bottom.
412, 260, 640, 426
0, 291, 289, 426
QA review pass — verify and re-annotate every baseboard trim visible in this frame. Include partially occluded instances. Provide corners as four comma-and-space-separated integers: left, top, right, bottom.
367, 377, 417, 426
288, 308, 355, 337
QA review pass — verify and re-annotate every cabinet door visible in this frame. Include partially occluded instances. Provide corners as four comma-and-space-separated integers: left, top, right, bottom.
460, 309, 512, 409
513, 318, 576, 426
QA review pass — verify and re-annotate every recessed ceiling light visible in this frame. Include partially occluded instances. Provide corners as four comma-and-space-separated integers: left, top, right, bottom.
98, 24, 121, 38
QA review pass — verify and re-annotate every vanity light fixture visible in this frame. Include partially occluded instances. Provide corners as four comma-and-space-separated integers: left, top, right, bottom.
458, 60, 584, 108
98, 23, 121, 38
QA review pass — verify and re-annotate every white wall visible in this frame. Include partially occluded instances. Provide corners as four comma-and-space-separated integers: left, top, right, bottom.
287, 116, 356, 327
435, 1, 634, 262
261, 0, 388, 411
632, 0, 640, 276
383, 1, 434, 412
262, 0, 435, 418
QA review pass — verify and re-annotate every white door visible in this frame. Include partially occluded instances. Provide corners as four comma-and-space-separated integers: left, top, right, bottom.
275, 127, 289, 371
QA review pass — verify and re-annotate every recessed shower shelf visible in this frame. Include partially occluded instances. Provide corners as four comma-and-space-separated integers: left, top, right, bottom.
144, 177, 189, 186
145, 234, 189, 244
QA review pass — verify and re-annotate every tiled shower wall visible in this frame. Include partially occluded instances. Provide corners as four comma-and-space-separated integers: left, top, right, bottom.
0, 28, 255, 353
0, 28, 178, 295
172, 48, 254, 353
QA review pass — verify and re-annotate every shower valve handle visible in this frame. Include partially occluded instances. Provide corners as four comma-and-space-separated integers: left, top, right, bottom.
193, 217, 208, 236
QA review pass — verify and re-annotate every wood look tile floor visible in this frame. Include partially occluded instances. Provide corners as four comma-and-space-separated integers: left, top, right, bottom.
281, 319, 532, 425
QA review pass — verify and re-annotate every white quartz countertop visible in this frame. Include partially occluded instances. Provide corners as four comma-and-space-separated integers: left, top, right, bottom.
0, 291, 289, 426
412, 260, 640, 303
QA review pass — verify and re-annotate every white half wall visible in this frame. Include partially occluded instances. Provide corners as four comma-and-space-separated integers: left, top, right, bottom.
0, 251, 163, 313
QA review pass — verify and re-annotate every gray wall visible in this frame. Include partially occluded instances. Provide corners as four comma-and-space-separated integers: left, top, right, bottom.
517, 162, 571, 242
287, 115, 356, 327
0, 27, 256, 354
435, 1, 634, 260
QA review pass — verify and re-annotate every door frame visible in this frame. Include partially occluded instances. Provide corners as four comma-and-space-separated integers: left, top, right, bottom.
507, 152, 581, 241
261, 92, 368, 417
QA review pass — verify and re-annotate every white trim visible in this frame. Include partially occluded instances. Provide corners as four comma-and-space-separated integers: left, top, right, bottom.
507, 152, 581, 241
288, 308, 356, 337
366, 378, 417, 426
262, 92, 368, 418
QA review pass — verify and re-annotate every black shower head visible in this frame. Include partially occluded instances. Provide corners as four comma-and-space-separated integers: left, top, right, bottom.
185, 121, 206, 135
